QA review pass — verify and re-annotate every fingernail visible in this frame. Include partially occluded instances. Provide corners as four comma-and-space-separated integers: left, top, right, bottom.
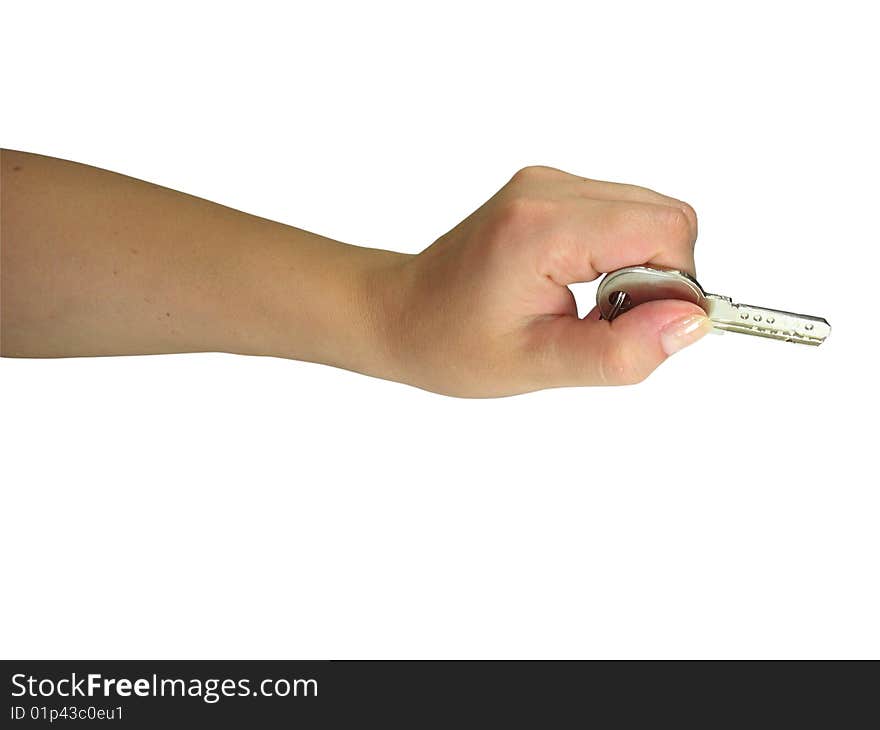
660, 314, 712, 356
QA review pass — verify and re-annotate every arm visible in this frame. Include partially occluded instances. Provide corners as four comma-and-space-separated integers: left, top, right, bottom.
0, 150, 709, 397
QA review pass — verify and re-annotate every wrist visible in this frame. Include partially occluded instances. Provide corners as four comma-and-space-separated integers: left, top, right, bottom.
226, 224, 415, 380
334, 246, 415, 381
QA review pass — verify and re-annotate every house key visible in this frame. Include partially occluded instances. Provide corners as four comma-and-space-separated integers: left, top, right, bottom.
596, 266, 831, 345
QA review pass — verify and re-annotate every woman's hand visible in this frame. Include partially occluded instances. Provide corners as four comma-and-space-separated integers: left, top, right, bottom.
2, 152, 709, 397
379, 166, 711, 397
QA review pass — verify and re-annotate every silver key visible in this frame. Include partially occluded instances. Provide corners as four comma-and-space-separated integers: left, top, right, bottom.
596, 266, 831, 346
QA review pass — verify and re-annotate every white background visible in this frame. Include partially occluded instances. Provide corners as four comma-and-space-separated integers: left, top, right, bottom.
2, 0, 877, 658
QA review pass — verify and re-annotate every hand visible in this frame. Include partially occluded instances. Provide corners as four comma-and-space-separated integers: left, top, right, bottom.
380, 166, 711, 397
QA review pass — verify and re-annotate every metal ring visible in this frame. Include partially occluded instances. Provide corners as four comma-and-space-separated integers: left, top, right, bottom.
605, 291, 627, 321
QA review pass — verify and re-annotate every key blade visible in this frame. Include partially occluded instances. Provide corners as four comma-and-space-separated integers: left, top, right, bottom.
705, 294, 831, 345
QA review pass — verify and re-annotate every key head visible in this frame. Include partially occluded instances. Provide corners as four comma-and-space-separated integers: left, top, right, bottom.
596, 266, 706, 320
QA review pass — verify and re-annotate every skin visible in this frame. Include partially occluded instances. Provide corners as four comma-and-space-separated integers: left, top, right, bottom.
0, 150, 710, 397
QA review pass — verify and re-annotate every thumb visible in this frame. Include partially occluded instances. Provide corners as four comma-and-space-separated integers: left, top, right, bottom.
537, 299, 712, 387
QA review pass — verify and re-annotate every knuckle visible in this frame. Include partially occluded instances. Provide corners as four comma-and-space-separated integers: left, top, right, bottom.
509, 165, 554, 185
678, 200, 698, 239
495, 192, 557, 231
660, 205, 692, 238
600, 341, 651, 386
679, 200, 698, 226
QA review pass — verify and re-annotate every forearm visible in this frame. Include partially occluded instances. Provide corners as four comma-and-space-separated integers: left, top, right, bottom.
0, 150, 409, 377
